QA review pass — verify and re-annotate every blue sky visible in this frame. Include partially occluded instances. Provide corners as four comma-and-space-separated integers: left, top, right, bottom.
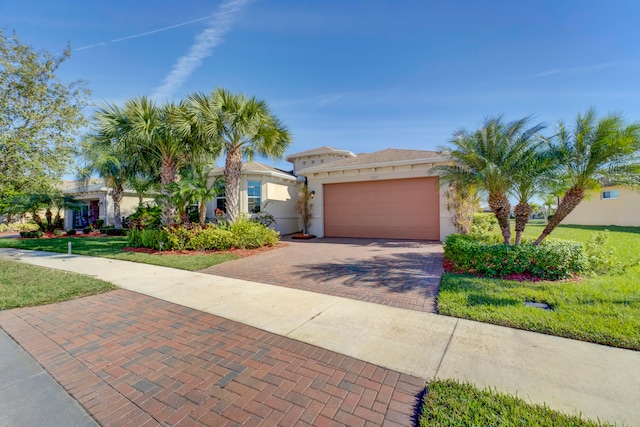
4, 0, 640, 170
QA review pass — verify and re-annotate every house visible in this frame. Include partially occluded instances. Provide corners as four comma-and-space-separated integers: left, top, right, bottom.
562, 185, 640, 227
287, 147, 455, 241
61, 145, 456, 240
206, 161, 301, 235
61, 180, 150, 229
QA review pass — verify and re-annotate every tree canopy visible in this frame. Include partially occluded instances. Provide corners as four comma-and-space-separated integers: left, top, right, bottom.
0, 29, 91, 210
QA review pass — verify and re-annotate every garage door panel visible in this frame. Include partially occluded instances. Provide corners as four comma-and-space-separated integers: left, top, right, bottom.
323, 177, 439, 240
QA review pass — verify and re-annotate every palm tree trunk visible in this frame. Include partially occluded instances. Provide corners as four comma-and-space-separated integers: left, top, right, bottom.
199, 200, 207, 227
488, 192, 512, 244
533, 186, 585, 245
32, 211, 44, 232
513, 202, 532, 245
112, 186, 124, 229
224, 147, 243, 223
45, 209, 53, 232
160, 156, 178, 226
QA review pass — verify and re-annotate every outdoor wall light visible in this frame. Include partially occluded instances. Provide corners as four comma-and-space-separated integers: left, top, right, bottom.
310, 190, 316, 198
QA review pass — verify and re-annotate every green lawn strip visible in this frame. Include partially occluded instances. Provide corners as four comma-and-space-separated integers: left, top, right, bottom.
106, 252, 238, 271
439, 224, 640, 350
0, 259, 116, 309
0, 236, 239, 271
420, 379, 611, 427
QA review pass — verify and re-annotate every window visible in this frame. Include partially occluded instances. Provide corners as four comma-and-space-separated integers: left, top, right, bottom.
248, 181, 261, 213
216, 184, 226, 212
602, 190, 619, 200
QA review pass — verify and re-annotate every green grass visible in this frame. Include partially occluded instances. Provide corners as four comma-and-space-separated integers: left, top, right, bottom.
439, 224, 640, 350
419, 379, 611, 427
0, 258, 116, 309
0, 236, 238, 271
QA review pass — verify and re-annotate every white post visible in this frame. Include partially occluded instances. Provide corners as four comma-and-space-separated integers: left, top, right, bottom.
68, 241, 72, 255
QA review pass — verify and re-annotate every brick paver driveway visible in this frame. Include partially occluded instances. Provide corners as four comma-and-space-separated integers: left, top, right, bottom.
0, 290, 425, 426
200, 237, 444, 313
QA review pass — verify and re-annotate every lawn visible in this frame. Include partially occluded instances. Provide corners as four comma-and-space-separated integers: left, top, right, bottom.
0, 258, 116, 309
438, 224, 640, 350
0, 236, 238, 271
419, 379, 611, 427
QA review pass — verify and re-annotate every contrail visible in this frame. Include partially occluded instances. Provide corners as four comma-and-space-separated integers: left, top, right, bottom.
151, 0, 251, 101
73, 10, 237, 52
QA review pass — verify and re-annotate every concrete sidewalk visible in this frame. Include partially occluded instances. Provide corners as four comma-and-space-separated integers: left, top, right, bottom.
0, 328, 98, 427
2, 248, 639, 426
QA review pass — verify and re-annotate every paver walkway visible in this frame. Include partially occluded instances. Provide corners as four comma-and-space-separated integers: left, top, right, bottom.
200, 237, 443, 313
0, 290, 424, 426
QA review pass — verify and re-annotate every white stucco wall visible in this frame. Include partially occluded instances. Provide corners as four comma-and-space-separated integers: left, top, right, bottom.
563, 186, 640, 227
303, 161, 455, 241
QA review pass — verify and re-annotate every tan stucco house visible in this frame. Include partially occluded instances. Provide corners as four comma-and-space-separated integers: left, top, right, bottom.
63, 145, 455, 240
206, 161, 302, 235
563, 185, 640, 227
61, 180, 150, 229
286, 146, 455, 241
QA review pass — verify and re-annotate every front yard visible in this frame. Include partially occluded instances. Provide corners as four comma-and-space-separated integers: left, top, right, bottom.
0, 235, 239, 271
438, 224, 640, 350
0, 258, 116, 309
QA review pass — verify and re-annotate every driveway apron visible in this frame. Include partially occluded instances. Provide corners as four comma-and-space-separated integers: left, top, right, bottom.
200, 237, 444, 313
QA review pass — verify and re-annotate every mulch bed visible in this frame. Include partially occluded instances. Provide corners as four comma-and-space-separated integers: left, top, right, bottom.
121, 243, 287, 258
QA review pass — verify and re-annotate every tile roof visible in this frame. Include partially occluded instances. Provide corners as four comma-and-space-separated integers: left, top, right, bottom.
210, 161, 296, 179
299, 148, 446, 173
285, 146, 355, 161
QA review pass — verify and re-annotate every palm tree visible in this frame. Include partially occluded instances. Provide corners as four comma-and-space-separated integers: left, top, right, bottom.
510, 145, 559, 244
78, 135, 133, 228
182, 88, 292, 223
533, 109, 640, 245
186, 165, 222, 227
94, 97, 219, 225
444, 179, 481, 234
435, 116, 545, 244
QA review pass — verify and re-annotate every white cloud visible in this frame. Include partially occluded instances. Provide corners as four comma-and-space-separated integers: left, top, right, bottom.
526, 62, 617, 79
151, 0, 251, 101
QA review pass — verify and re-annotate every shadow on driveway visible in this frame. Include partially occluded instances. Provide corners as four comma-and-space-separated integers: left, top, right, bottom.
201, 237, 444, 313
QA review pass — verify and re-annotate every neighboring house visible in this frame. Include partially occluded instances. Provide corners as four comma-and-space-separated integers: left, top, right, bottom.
562, 185, 640, 227
287, 147, 455, 241
61, 180, 151, 229
207, 161, 301, 235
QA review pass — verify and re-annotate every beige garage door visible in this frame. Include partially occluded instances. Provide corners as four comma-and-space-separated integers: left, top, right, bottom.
323, 177, 440, 240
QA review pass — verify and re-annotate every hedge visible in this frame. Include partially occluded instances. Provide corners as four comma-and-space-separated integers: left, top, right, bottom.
127, 220, 279, 251
444, 234, 589, 280
19, 230, 44, 238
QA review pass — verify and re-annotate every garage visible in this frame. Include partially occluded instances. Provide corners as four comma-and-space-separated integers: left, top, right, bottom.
323, 177, 440, 240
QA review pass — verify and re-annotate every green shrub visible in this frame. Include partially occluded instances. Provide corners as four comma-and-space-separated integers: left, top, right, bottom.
128, 228, 167, 250
228, 219, 280, 249
19, 230, 44, 238
188, 227, 237, 251
18, 223, 40, 232
53, 229, 64, 236
159, 220, 279, 251
583, 230, 625, 275
104, 228, 128, 236
82, 227, 92, 234
470, 212, 498, 240
127, 204, 162, 230
0, 224, 8, 233
66, 229, 77, 236
444, 234, 589, 280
